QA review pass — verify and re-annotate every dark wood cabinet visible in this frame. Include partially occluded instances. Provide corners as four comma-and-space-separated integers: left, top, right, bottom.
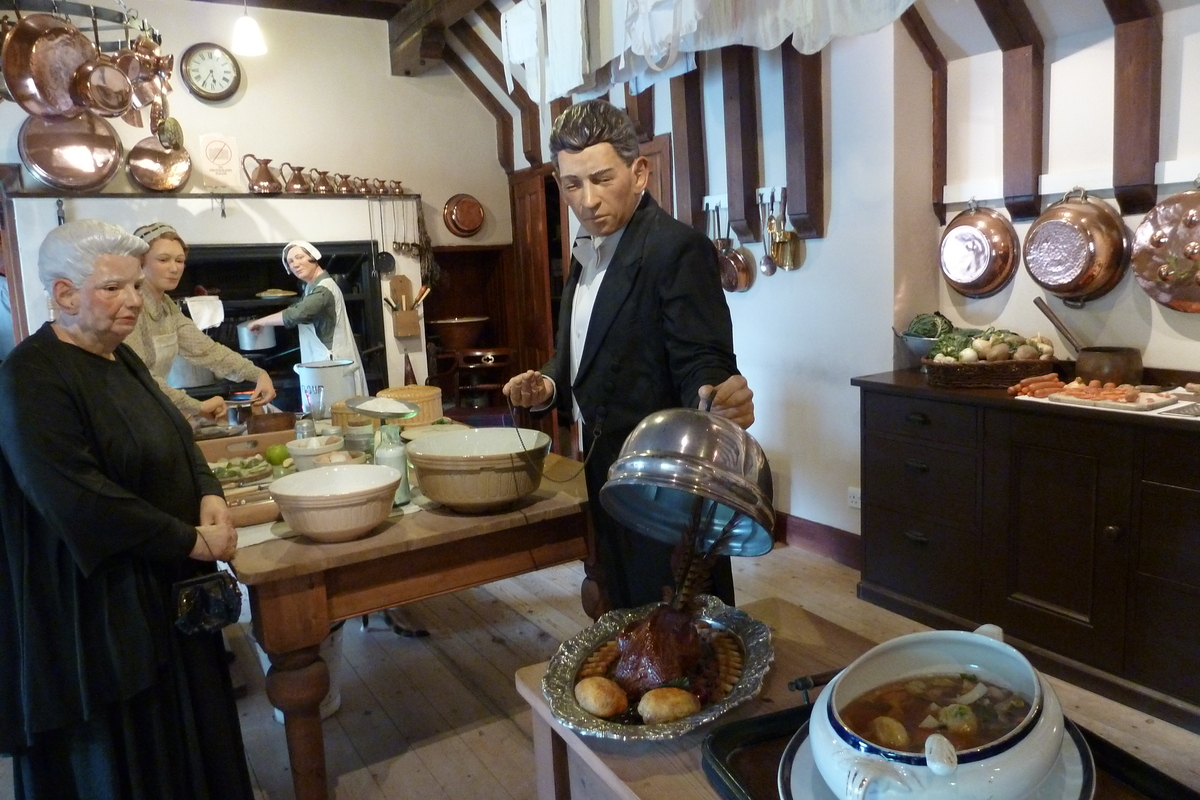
854, 370, 1200, 732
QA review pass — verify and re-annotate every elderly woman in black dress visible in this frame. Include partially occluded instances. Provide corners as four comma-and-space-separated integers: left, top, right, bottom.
0, 220, 253, 799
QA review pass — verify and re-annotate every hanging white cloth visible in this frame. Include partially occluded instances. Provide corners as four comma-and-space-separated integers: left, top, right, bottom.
624, 0, 708, 71
545, 0, 588, 100
501, 0, 540, 93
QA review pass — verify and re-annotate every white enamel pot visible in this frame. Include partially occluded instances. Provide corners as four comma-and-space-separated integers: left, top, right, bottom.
293, 359, 358, 411
809, 624, 1064, 800
237, 321, 276, 350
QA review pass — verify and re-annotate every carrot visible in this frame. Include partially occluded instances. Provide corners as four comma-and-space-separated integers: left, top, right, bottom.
1007, 385, 1020, 396
1024, 380, 1064, 393
1033, 387, 1063, 398
1019, 373, 1059, 386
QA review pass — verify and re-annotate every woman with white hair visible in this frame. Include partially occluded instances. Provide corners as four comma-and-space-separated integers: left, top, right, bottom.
248, 240, 367, 396
126, 222, 276, 420
0, 220, 253, 799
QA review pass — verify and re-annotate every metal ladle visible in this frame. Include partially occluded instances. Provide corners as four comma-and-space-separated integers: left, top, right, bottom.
759, 190, 778, 275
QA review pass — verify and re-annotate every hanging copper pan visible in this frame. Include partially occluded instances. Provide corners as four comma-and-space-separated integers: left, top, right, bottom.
128, 137, 191, 192
939, 200, 1019, 298
2, 12, 96, 118
0, 15, 17, 102
18, 111, 122, 191
1022, 188, 1128, 308
1130, 187, 1200, 313
69, 11, 131, 118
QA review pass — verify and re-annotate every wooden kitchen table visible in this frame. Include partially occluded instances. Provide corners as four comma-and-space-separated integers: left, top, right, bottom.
515, 597, 878, 800
232, 453, 590, 800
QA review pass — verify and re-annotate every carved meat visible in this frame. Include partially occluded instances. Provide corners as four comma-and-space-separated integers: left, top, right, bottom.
611, 605, 702, 697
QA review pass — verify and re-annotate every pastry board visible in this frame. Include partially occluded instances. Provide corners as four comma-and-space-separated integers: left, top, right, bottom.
1047, 393, 1179, 412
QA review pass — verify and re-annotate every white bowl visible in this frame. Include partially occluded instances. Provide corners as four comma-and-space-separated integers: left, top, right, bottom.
269, 464, 401, 542
285, 435, 345, 472
901, 333, 939, 359
406, 427, 550, 513
808, 625, 1064, 800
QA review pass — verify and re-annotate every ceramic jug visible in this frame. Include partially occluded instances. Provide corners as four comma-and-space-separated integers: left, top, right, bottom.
309, 169, 335, 195
281, 162, 311, 194
242, 154, 282, 194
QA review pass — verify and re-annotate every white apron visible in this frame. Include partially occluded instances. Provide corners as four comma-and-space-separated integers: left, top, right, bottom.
298, 275, 368, 396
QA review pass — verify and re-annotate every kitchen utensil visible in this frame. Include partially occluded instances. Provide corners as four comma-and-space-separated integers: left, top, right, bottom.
444, 193, 485, 237
374, 198, 396, 273
242, 154, 282, 194
309, 169, 334, 194
352, 176, 370, 195
775, 187, 799, 271
406, 427, 550, 512
0, 15, 18, 102
1023, 188, 1129, 307
246, 412, 297, 434
333, 173, 353, 194
127, 134, 191, 191
3, 11, 95, 118
293, 359, 358, 412
70, 10, 132, 117
281, 162, 310, 193
1130, 186, 1200, 313
388, 179, 404, 195
429, 316, 488, 350
18, 111, 121, 191
715, 207, 752, 293
759, 191, 777, 276
1033, 296, 1143, 385
269, 464, 401, 542
237, 321, 276, 350
939, 200, 1019, 298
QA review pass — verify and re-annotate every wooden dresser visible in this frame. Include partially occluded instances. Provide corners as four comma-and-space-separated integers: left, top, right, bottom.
852, 369, 1200, 733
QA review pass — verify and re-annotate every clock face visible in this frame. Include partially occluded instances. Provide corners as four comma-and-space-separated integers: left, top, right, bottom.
180, 43, 241, 102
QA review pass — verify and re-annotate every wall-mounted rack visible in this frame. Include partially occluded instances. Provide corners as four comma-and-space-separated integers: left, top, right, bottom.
0, 0, 131, 24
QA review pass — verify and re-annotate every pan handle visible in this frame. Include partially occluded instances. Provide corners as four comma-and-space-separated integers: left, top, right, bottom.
1033, 297, 1084, 354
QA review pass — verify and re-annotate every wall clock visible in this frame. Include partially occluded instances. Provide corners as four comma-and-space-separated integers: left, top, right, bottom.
180, 43, 242, 102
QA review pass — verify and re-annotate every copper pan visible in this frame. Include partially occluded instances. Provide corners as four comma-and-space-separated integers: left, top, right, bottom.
128, 136, 191, 192
1023, 187, 1129, 308
18, 111, 122, 191
0, 16, 17, 102
3, 12, 96, 118
712, 206, 752, 293
1130, 187, 1200, 313
939, 200, 1019, 298
69, 11, 131, 117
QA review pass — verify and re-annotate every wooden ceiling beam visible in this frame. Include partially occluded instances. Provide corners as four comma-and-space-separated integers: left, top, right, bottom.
670, 64, 707, 233
444, 47, 514, 173
1106, 0, 1162, 214
722, 46, 762, 242
450, 20, 542, 166
975, 0, 1043, 220
388, 0, 488, 76
192, 0, 409, 21
900, 7, 948, 225
475, 1, 502, 38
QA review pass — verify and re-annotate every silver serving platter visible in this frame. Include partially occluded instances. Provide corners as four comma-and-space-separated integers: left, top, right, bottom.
542, 595, 773, 741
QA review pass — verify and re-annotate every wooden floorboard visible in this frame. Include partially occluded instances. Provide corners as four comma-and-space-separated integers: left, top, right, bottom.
3, 544, 1200, 798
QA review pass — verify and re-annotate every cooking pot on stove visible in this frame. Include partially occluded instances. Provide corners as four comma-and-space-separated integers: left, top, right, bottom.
808, 624, 1064, 800
237, 321, 276, 351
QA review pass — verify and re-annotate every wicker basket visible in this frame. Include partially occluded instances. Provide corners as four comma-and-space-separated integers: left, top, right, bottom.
921, 358, 1060, 388
378, 385, 443, 426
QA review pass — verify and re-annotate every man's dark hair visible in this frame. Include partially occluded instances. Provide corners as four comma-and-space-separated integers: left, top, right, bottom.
549, 100, 641, 169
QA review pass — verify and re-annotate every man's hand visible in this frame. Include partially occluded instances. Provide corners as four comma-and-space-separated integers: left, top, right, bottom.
200, 493, 233, 529
199, 396, 227, 420
699, 375, 754, 429
503, 370, 553, 408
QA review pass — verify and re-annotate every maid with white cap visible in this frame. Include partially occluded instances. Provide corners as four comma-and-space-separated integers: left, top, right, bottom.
248, 240, 367, 396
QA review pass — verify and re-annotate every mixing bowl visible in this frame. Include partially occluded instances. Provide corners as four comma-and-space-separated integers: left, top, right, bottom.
269, 464, 402, 542
406, 427, 550, 512
285, 435, 345, 471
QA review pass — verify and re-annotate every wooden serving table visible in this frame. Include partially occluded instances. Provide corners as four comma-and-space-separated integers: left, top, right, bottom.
232, 454, 590, 800
515, 597, 877, 800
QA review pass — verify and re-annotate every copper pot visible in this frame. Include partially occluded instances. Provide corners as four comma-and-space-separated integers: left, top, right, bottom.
2, 12, 95, 118
333, 173, 354, 195
309, 169, 335, 194
1023, 188, 1129, 308
69, 12, 131, 117
282, 162, 311, 193
241, 154, 282, 194
939, 201, 1019, 298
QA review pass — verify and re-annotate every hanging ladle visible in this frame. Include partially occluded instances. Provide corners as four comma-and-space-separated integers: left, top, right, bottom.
759, 189, 778, 276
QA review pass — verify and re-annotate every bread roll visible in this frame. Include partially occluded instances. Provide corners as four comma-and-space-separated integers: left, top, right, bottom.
574, 676, 628, 719
637, 687, 702, 724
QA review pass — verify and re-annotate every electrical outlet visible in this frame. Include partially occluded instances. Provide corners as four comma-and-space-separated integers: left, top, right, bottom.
847, 487, 862, 509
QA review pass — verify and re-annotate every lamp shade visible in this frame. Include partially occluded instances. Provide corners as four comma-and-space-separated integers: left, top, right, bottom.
599, 408, 774, 557
232, 13, 267, 56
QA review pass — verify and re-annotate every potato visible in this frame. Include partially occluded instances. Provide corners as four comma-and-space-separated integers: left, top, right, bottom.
1013, 344, 1040, 360
637, 687, 702, 724
574, 677, 628, 719
986, 344, 1011, 362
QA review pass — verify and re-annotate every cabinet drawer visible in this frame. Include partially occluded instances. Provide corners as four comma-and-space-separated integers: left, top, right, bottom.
862, 392, 978, 446
1142, 428, 1200, 490
863, 434, 978, 526
862, 505, 981, 621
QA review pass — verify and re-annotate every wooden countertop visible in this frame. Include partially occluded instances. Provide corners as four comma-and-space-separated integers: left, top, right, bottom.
231, 453, 588, 586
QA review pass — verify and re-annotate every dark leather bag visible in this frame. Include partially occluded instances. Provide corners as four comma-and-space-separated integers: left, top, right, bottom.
173, 570, 242, 635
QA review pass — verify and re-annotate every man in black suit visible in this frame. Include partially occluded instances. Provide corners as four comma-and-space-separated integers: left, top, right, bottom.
504, 100, 755, 612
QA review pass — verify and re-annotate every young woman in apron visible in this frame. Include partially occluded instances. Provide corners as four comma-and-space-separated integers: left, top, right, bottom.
248, 241, 367, 398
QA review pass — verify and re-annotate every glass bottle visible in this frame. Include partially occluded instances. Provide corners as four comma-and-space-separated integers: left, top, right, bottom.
374, 424, 411, 506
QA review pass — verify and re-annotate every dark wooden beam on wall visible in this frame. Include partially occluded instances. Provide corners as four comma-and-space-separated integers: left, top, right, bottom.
388, 0, 486, 76
450, 20, 542, 166
475, 1, 501, 38
624, 84, 655, 143
1105, 0, 1162, 215
670, 65, 707, 233
900, 8, 948, 225
781, 41, 826, 238
722, 45, 762, 242
550, 97, 571, 125
975, 0, 1044, 220
444, 47, 514, 173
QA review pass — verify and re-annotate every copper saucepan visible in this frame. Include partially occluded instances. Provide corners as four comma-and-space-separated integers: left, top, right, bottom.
70, 11, 132, 117
1023, 187, 1129, 308
939, 200, 1019, 298
2, 12, 96, 118
712, 206, 751, 293
1033, 297, 1143, 385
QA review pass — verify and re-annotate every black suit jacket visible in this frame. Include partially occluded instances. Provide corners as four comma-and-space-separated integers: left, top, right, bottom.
543, 192, 738, 448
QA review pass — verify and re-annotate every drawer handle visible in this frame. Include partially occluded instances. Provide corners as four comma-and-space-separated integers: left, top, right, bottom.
904, 459, 929, 474
904, 530, 930, 545
906, 412, 931, 426
1103, 525, 1122, 541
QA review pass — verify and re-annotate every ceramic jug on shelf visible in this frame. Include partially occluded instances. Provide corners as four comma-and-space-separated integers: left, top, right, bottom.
242, 154, 282, 194
281, 162, 311, 194
309, 169, 335, 194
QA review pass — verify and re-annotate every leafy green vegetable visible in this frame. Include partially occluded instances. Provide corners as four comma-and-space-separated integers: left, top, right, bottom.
906, 311, 955, 339
931, 331, 973, 358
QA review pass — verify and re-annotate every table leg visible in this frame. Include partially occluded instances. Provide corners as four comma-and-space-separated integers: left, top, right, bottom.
532, 711, 572, 800
264, 644, 331, 800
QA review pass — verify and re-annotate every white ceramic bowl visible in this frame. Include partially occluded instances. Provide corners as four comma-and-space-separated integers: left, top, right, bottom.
901, 333, 939, 359
312, 450, 367, 466
808, 625, 1064, 800
269, 464, 401, 542
285, 435, 345, 472
406, 427, 550, 513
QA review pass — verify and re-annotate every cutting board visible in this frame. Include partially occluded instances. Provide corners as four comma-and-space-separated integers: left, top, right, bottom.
1048, 392, 1179, 412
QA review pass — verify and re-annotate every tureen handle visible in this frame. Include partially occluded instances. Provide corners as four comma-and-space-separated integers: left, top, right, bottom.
973, 623, 1004, 642
924, 733, 958, 776
841, 758, 913, 800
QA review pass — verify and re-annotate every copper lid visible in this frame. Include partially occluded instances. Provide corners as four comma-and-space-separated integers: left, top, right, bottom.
1131, 188, 1200, 313
443, 193, 485, 237
18, 112, 121, 191
128, 136, 191, 192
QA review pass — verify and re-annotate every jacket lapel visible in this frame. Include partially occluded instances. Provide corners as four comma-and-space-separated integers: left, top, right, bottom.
573, 193, 656, 386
